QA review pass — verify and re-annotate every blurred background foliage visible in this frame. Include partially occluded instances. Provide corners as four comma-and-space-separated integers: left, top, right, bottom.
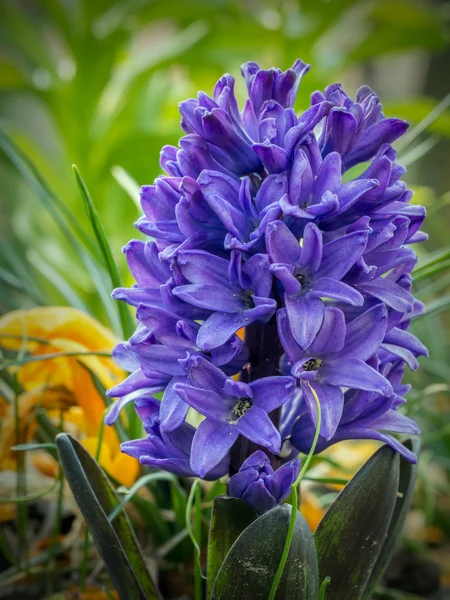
0, 0, 450, 597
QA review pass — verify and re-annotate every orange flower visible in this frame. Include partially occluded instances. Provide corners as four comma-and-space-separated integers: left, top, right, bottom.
0, 307, 138, 487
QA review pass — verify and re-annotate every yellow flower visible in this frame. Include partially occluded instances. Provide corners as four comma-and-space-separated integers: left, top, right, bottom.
0, 307, 139, 487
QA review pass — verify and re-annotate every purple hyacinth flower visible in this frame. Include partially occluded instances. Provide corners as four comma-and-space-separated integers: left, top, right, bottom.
173, 356, 295, 477
121, 396, 229, 480
267, 220, 366, 348
108, 58, 426, 477
278, 304, 392, 440
289, 361, 419, 463
312, 84, 409, 170
173, 250, 277, 350
228, 451, 300, 515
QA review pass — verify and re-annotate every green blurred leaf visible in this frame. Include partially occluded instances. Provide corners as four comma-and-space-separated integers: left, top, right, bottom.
314, 445, 400, 600
27, 249, 90, 312
207, 496, 258, 598
211, 504, 319, 600
420, 294, 450, 319
56, 433, 162, 600
364, 440, 420, 597
0, 131, 122, 333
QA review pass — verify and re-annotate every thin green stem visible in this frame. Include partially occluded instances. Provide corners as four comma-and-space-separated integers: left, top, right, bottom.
319, 576, 331, 599
1, 350, 111, 371
13, 386, 28, 568
268, 383, 322, 600
186, 479, 204, 599
195, 482, 202, 600
108, 472, 175, 522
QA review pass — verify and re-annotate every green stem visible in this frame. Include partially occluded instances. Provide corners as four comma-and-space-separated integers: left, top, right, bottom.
268, 383, 322, 600
13, 388, 28, 569
1, 350, 111, 371
186, 480, 204, 599
319, 576, 331, 599
195, 483, 202, 600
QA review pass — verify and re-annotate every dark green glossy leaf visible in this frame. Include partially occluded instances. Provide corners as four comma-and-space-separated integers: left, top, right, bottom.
314, 445, 400, 600
211, 504, 318, 600
56, 433, 162, 600
207, 496, 258, 598
364, 439, 420, 597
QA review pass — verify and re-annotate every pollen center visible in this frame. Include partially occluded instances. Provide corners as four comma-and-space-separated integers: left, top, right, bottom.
303, 358, 323, 372
242, 289, 256, 309
228, 397, 252, 424
296, 273, 308, 288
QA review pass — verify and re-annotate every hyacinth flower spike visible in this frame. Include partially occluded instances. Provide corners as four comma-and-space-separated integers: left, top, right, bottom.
279, 304, 392, 440
106, 59, 427, 502
173, 356, 295, 477
267, 220, 366, 348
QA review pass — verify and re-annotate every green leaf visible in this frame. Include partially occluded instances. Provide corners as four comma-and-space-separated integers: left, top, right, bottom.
56, 433, 162, 600
11, 443, 56, 452
314, 445, 400, 600
72, 164, 134, 339
211, 504, 319, 600
0, 131, 122, 335
207, 496, 258, 598
27, 249, 90, 313
363, 440, 420, 597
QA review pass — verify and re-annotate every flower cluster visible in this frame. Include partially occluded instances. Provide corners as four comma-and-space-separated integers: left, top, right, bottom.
106, 60, 426, 515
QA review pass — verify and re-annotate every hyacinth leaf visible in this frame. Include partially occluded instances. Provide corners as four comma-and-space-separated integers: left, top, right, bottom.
72, 164, 134, 340
211, 504, 319, 600
207, 496, 258, 598
363, 439, 421, 598
314, 445, 400, 600
56, 433, 163, 600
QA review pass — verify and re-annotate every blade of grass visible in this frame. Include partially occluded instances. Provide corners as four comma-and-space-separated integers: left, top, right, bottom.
0, 479, 59, 504
1, 350, 112, 371
413, 246, 450, 275
11, 443, 57, 451
0, 266, 44, 304
0, 130, 98, 256
72, 164, 134, 340
398, 135, 440, 167
418, 294, 450, 319
414, 259, 450, 282
112, 165, 141, 210
0, 240, 44, 303
109, 472, 176, 522
13, 385, 28, 567
396, 92, 450, 152
0, 131, 122, 335
27, 250, 90, 313
79, 363, 129, 444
